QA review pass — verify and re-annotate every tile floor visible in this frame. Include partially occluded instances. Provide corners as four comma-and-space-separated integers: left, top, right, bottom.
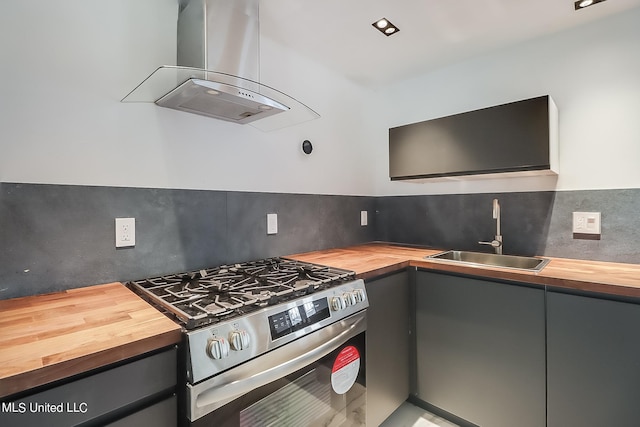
379, 402, 459, 427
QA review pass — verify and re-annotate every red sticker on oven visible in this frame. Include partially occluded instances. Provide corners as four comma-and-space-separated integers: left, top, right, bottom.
331, 345, 360, 394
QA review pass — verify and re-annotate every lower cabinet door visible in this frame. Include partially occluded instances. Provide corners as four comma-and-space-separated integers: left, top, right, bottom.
106, 395, 176, 427
547, 291, 640, 427
366, 271, 410, 426
415, 271, 546, 427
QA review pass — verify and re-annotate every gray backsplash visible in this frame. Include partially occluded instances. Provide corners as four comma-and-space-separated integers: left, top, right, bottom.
0, 183, 375, 299
376, 191, 556, 255
376, 189, 640, 264
1, 183, 638, 299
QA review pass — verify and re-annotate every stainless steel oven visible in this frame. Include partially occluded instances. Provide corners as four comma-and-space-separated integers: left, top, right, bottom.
189, 310, 366, 426
128, 258, 368, 427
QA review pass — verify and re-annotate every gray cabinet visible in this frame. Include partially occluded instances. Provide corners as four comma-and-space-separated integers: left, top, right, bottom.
0, 347, 177, 427
389, 95, 558, 180
414, 271, 545, 427
106, 395, 176, 427
366, 271, 411, 427
547, 291, 640, 427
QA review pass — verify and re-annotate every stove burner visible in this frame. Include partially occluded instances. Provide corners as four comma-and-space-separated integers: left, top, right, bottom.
129, 257, 355, 329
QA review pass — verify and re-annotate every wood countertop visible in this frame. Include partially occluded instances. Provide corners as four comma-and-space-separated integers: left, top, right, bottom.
3, 245, 639, 398
288, 243, 640, 299
0, 282, 182, 399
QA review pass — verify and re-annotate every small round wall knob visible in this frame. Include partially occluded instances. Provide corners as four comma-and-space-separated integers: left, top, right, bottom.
302, 140, 313, 154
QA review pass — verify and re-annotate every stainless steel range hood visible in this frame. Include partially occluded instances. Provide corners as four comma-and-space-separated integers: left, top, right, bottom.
122, 0, 319, 131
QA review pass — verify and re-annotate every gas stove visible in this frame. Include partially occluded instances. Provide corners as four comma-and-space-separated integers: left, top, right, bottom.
128, 257, 357, 330
129, 256, 368, 423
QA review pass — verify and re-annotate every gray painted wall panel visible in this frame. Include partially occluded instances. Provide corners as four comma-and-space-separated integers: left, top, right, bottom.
0, 184, 228, 298
376, 189, 640, 263
0, 183, 375, 299
1, 183, 638, 299
226, 192, 375, 263
543, 189, 640, 262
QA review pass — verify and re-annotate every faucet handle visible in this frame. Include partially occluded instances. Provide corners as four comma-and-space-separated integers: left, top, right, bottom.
479, 240, 502, 248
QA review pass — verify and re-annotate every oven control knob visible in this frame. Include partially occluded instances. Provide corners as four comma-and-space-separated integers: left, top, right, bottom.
343, 292, 357, 307
229, 330, 251, 351
353, 289, 366, 303
206, 337, 230, 360
331, 296, 346, 311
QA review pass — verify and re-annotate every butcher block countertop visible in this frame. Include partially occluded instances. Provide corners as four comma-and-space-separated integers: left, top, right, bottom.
288, 243, 640, 299
0, 282, 182, 399
3, 244, 639, 400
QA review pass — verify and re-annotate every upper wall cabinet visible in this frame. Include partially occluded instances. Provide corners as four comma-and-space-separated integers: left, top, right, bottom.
388, 95, 558, 181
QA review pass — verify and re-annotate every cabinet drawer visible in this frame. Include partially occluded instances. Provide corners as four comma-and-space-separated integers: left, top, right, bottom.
106, 395, 176, 427
0, 348, 176, 427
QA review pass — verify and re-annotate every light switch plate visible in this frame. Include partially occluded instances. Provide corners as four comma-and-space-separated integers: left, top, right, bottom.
267, 213, 278, 235
572, 212, 601, 235
360, 210, 368, 226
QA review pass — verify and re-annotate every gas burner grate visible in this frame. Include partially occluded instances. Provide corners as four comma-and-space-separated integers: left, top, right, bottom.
128, 257, 355, 329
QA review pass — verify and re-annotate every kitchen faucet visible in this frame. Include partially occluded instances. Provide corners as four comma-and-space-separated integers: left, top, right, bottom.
479, 198, 503, 255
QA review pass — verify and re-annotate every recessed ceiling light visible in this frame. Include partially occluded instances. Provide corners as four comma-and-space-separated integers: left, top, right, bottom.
574, 0, 606, 10
372, 17, 399, 36
376, 19, 388, 29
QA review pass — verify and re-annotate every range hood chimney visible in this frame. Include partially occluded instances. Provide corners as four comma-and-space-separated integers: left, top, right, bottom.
122, 0, 319, 131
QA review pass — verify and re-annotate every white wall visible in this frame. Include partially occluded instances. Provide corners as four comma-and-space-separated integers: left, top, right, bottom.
372, 7, 640, 196
0, 0, 376, 196
2, 2, 639, 198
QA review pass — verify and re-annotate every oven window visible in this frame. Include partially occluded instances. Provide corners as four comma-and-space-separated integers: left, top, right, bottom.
239, 369, 340, 426
192, 333, 366, 427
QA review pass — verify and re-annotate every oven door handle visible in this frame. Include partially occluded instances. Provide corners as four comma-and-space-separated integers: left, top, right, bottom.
187, 310, 366, 421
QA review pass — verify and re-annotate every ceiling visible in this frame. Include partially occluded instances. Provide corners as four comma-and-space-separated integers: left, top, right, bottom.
260, 0, 640, 88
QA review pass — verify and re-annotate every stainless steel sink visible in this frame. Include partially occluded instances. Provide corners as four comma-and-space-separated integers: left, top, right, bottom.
426, 250, 550, 272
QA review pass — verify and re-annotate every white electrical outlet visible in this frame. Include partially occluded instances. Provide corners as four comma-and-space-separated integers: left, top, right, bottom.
572, 212, 601, 235
115, 218, 136, 248
360, 210, 368, 226
267, 213, 278, 235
